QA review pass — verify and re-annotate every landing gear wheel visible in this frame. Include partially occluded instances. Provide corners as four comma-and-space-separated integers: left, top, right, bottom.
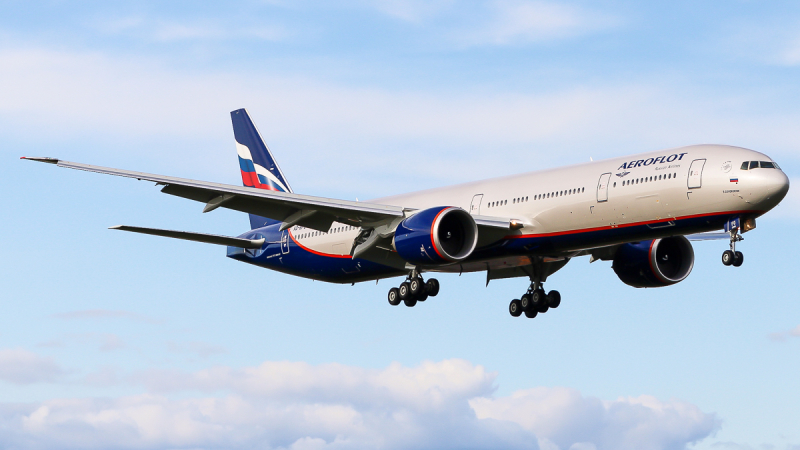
399, 282, 411, 300
531, 289, 547, 312
417, 292, 428, 302
520, 294, 532, 311
547, 290, 561, 308
403, 297, 417, 307
509, 299, 522, 317
722, 250, 734, 266
733, 251, 744, 267
425, 278, 440, 297
524, 309, 538, 319
410, 278, 425, 297
388, 288, 401, 306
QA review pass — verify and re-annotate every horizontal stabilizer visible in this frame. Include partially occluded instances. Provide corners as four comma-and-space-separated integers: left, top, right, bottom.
686, 232, 730, 241
109, 225, 265, 249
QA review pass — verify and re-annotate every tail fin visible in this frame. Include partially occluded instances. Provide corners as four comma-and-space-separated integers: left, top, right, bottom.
230, 108, 293, 229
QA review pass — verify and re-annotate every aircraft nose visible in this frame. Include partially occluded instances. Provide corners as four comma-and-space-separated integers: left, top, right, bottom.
755, 169, 790, 210
773, 170, 790, 201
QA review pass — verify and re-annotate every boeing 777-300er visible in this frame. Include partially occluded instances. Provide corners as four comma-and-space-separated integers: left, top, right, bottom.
22, 109, 791, 319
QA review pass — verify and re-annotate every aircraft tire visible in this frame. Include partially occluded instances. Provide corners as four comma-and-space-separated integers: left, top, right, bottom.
520, 294, 532, 311
410, 278, 425, 297
733, 251, 744, 267
399, 282, 411, 300
509, 299, 522, 317
388, 288, 401, 306
722, 250, 734, 266
524, 308, 538, 319
403, 296, 417, 307
531, 289, 547, 311
417, 291, 428, 302
425, 279, 440, 297
547, 290, 561, 308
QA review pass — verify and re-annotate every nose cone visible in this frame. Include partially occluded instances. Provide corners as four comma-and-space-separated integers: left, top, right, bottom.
755, 169, 790, 211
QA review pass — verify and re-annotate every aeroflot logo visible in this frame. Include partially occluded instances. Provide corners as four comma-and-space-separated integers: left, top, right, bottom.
617, 152, 688, 170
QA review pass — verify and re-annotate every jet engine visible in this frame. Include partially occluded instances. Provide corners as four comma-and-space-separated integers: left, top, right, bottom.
612, 236, 695, 288
393, 206, 478, 265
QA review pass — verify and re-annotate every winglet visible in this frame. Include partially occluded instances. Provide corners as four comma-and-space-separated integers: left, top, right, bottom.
21, 157, 60, 164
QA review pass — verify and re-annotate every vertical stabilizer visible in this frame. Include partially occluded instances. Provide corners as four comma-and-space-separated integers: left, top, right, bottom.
230, 108, 293, 229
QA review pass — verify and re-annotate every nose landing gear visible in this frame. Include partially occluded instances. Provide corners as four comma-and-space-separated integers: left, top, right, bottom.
387, 268, 440, 307
722, 227, 744, 267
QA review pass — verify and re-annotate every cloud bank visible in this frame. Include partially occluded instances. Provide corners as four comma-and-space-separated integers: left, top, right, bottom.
0, 358, 718, 450
0, 349, 64, 385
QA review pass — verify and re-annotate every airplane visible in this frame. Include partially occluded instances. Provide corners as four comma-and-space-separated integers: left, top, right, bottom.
22, 108, 790, 319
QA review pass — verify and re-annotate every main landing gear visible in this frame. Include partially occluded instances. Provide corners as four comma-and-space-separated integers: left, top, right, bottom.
509, 278, 561, 319
387, 270, 440, 307
721, 227, 744, 267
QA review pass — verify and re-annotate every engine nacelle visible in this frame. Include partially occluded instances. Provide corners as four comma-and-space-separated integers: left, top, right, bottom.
393, 206, 478, 265
612, 236, 695, 288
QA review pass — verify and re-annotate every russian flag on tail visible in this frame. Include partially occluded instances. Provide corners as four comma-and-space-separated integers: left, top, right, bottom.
230, 108, 293, 229
231, 109, 292, 194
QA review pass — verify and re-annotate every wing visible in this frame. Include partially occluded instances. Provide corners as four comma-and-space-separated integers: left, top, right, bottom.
22, 157, 518, 235
23, 157, 405, 231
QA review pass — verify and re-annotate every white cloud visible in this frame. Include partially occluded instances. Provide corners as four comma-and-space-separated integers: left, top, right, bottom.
2, 45, 798, 195
369, 0, 456, 23
36, 333, 127, 353
92, 15, 287, 42
0, 359, 718, 450
457, 0, 619, 46
768, 324, 800, 342
471, 388, 719, 450
51, 309, 160, 323
167, 341, 227, 358
0, 349, 64, 384
779, 34, 800, 65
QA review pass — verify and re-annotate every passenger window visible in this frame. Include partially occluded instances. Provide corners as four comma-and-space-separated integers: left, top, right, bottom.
749, 161, 758, 169
740, 162, 749, 170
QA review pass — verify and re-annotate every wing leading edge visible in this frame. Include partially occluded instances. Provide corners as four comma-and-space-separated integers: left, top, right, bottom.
22, 157, 405, 232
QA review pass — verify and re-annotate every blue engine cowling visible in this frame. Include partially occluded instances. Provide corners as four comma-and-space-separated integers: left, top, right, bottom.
612, 236, 695, 288
393, 206, 479, 265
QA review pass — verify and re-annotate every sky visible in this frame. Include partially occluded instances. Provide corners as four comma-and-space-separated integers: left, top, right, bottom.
1, 1, 800, 449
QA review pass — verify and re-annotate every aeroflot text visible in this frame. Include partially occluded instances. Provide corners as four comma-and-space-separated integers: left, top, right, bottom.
617, 152, 688, 170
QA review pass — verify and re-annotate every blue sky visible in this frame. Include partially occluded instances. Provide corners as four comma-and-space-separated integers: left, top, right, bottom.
2, 1, 799, 449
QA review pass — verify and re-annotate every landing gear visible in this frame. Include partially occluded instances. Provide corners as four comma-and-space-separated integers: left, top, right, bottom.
510, 275, 561, 319
722, 227, 745, 268
387, 269, 439, 307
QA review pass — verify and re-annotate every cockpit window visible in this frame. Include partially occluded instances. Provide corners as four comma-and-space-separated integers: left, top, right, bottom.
760, 161, 775, 169
749, 161, 758, 169
740, 162, 749, 170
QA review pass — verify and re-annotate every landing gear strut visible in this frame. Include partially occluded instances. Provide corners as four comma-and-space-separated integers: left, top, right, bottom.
722, 227, 744, 267
387, 268, 439, 307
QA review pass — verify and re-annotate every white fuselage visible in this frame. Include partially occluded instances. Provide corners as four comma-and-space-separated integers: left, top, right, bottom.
287, 144, 789, 272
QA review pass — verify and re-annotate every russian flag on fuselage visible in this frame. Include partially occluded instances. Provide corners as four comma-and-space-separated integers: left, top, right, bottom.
230, 109, 292, 194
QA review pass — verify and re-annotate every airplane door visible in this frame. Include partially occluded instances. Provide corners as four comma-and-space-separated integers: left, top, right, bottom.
596, 173, 612, 202
281, 230, 290, 254
688, 159, 706, 189
470, 194, 484, 215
